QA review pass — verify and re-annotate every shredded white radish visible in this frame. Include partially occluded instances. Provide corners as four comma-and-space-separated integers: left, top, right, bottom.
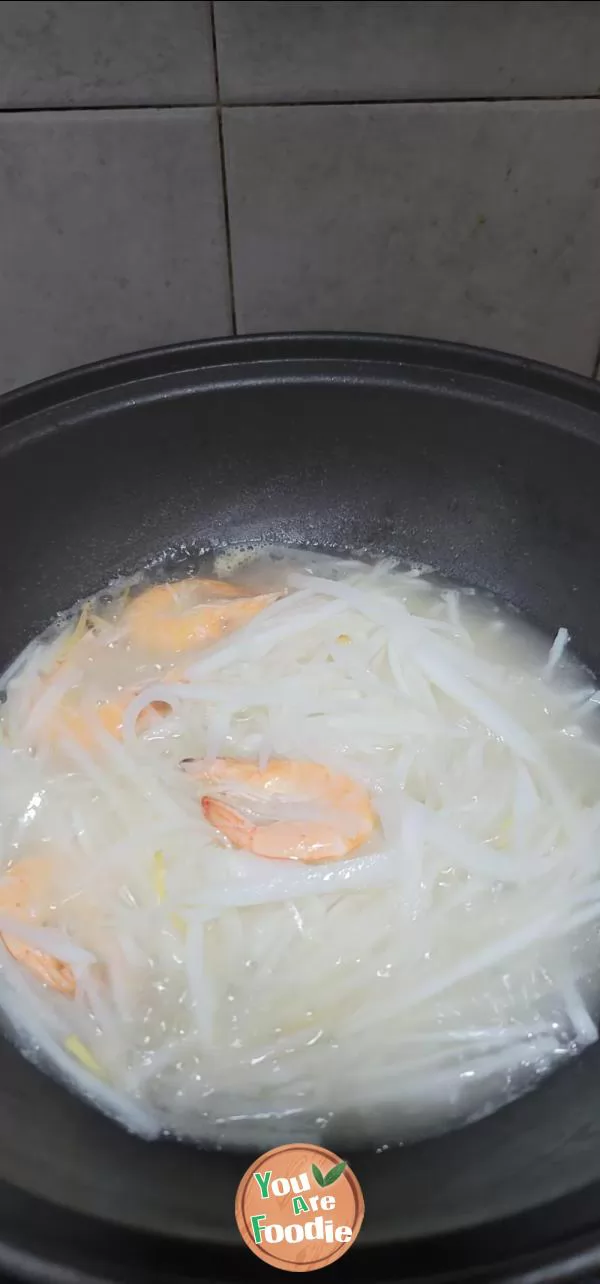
544, 627, 570, 679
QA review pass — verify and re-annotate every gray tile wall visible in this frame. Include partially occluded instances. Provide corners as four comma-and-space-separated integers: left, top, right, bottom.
1, 0, 600, 392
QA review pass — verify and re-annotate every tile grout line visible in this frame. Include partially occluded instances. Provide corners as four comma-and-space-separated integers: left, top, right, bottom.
215, 92, 600, 108
210, 2, 237, 336
1, 94, 600, 113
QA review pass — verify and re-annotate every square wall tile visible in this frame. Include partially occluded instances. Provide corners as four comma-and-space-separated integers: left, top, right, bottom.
0, 1, 214, 107
215, 0, 600, 103
224, 101, 600, 373
0, 109, 230, 392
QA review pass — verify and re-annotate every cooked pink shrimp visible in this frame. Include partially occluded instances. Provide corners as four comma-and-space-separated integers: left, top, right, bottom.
184, 757, 375, 862
41, 687, 178, 750
125, 578, 280, 653
0, 856, 75, 996
46, 697, 128, 748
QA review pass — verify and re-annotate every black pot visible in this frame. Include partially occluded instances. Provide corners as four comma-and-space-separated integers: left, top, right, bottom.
2, 333, 600, 1284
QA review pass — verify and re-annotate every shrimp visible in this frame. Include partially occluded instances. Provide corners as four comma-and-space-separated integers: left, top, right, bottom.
52, 699, 127, 748
0, 856, 75, 996
184, 757, 376, 863
125, 578, 280, 653
27, 577, 279, 748
38, 675, 183, 750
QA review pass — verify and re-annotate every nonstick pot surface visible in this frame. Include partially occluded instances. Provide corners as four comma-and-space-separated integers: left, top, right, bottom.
3, 334, 600, 1284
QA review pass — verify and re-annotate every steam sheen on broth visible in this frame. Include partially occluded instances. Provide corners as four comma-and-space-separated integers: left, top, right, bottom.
0, 548, 599, 1148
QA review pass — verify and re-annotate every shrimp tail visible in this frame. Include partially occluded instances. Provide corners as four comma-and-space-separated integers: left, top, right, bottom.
2, 936, 76, 997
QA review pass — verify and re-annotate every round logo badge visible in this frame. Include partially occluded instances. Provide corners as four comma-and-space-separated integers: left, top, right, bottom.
235, 1143, 364, 1272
